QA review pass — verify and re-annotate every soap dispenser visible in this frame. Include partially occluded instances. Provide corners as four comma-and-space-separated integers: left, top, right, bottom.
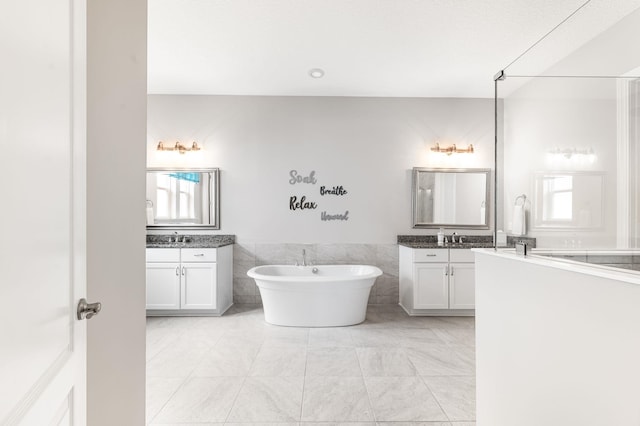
437, 228, 444, 247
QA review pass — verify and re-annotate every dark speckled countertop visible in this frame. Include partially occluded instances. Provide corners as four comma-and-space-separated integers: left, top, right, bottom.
146, 234, 235, 248
397, 235, 536, 249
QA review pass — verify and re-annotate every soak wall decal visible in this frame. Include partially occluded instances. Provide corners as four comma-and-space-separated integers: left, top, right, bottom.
288, 169, 350, 221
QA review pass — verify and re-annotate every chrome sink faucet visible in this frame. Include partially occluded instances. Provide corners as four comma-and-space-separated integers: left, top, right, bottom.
171, 231, 179, 243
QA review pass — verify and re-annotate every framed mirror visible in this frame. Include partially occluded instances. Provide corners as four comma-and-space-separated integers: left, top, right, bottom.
412, 168, 490, 229
146, 168, 220, 230
532, 171, 604, 229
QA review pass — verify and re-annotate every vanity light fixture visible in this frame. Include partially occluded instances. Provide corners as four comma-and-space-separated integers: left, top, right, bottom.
308, 68, 325, 79
156, 141, 201, 154
430, 142, 474, 156
547, 147, 595, 161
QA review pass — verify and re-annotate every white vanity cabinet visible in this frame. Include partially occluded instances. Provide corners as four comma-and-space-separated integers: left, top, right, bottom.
146, 245, 233, 316
399, 246, 475, 315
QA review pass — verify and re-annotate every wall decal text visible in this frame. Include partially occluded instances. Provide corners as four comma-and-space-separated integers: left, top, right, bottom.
290, 195, 318, 211
320, 185, 348, 196
289, 170, 317, 185
321, 210, 350, 221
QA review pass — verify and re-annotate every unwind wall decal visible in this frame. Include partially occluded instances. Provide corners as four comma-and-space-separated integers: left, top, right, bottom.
288, 169, 349, 221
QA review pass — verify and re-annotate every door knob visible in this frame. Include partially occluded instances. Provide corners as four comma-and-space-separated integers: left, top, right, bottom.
77, 298, 102, 320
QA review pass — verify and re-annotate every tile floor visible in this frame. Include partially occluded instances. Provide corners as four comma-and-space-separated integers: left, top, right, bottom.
146, 304, 476, 426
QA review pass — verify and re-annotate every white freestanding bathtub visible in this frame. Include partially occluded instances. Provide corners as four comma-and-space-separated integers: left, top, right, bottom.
247, 264, 383, 327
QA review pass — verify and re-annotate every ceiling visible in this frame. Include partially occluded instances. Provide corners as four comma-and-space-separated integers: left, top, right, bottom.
148, 0, 640, 98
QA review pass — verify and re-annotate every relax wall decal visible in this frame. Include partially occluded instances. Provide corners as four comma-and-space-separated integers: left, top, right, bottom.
288, 169, 349, 221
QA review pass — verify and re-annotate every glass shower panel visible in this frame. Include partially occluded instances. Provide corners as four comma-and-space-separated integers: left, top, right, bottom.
498, 76, 640, 249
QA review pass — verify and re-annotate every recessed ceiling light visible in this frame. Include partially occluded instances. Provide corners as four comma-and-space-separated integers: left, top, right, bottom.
308, 68, 325, 79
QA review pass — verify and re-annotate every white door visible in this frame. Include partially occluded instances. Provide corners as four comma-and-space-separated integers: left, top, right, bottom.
0, 0, 88, 424
414, 264, 449, 309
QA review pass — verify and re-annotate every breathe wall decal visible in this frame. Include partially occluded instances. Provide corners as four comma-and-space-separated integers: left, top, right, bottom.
288, 169, 350, 221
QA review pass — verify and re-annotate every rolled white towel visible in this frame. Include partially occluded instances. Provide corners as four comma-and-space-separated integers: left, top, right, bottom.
512, 205, 525, 236
146, 207, 155, 225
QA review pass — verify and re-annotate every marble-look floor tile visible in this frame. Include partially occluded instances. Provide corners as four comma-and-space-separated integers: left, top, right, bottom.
150, 423, 222, 426
226, 424, 297, 426
168, 328, 226, 350
394, 328, 446, 348
406, 344, 475, 376
192, 344, 260, 377
356, 348, 417, 376
152, 377, 242, 423
308, 328, 355, 347
423, 376, 476, 421
431, 328, 476, 347
431, 316, 475, 329
263, 326, 310, 347
375, 423, 452, 426
146, 329, 180, 361
216, 329, 266, 348
227, 377, 304, 422
365, 377, 448, 422
349, 329, 400, 347
146, 377, 185, 424
301, 377, 374, 421
304, 423, 376, 426
226, 423, 298, 426
306, 347, 362, 377
146, 346, 209, 378
250, 346, 307, 376
362, 307, 430, 329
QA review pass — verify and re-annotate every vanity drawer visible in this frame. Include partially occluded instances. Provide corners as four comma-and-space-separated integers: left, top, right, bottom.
449, 249, 475, 263
182, 248, 217, 262
413, 248, 448, 263
146, 248, 180, 262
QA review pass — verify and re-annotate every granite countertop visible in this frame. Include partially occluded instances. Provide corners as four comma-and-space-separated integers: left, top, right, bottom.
399, 241, 495, 249
146, 234, 235, 248
396, 235, 536, 249
397, 234, 494, 249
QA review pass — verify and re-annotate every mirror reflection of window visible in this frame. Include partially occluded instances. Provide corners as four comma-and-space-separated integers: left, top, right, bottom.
533, 172, 603, 229
146, 169, 218, 228
542, 175, 573, 221
155, 174, 170, 219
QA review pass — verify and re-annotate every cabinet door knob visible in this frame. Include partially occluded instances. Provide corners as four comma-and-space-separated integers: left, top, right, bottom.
176, 266, 179, 276
450, 266, 454, 276
444, 267, 448, 276
194, 253, 205, 257
182, 266, 186, 276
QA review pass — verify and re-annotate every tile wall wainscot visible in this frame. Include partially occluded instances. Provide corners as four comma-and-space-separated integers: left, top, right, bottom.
233, 243, 399, 305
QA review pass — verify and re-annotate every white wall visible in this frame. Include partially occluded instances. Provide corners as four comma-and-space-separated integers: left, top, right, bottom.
147, 96, 495, 244
87, 0, 147, 424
